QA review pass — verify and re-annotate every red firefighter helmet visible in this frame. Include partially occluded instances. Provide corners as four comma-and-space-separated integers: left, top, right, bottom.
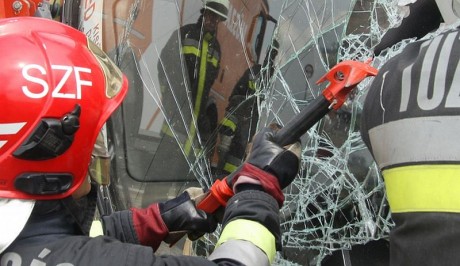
0, 17, 128, 200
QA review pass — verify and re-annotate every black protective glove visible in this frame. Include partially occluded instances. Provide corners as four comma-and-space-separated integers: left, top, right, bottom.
160, 187, 217, 244
245, 125, 301, 188
226, 125, 301, 206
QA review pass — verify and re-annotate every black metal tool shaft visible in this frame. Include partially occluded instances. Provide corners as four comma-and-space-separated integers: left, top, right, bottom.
273, 96, 330, 146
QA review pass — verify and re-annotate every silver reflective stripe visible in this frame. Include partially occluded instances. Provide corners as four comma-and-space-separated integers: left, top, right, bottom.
209, 47, 220, 61
369, 116, 460, 168
182, 38, 200, 47
208, 239, 270, 266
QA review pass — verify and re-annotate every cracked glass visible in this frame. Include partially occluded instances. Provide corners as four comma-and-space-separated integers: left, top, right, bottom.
83, 0, 449, 265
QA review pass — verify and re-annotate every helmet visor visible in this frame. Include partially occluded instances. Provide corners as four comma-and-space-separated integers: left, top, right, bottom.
87, 40, 124, 99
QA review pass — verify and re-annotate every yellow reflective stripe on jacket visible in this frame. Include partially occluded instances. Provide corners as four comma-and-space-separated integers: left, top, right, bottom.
220, 117, 237, 132
181, 43, 219, 67
383, 164, 460, 213
223, 162, 237, 173
216, 219, 276, 263
182, 45, 200, 57
184, 33, 211, 155
208, 55, 218, 67
249, 80, 256, 91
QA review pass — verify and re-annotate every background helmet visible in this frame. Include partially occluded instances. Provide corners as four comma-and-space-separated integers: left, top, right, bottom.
203, 0, 229, 21
0, 17, 128, 200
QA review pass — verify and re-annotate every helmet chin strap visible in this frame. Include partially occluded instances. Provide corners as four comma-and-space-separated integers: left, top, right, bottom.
60, 182, 98, 236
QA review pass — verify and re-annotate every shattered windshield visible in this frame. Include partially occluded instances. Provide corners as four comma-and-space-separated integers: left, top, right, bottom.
84, 0, 428, 265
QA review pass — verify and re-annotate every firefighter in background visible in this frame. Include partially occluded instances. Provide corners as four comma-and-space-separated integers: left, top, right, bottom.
0, 17, 301, 265
360, 26, 460, 265
218, 40, 279, 174
154, 0, 228, 181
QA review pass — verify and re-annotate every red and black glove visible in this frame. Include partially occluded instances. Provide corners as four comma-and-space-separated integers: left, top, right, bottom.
160, 187, 217, 243
227, 125, 301, 206
131, 188, 217, 250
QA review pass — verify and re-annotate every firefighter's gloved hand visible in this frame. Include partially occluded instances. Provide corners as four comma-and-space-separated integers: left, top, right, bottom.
226, 124, 301, 207
160, 187, 217, 244
246, 124, 302, 188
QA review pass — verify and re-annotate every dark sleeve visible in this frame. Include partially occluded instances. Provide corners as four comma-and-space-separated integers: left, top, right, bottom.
101, 210, 140, 245
373, 0, 442, 56
1, 234, 244, 266
222, 190, 281, 249
93, 215, 248, 266
207, 190, 280, 265
101, 205, 168, 252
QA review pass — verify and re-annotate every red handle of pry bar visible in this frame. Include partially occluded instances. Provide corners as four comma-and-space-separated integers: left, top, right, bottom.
197, 178, 234, 213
